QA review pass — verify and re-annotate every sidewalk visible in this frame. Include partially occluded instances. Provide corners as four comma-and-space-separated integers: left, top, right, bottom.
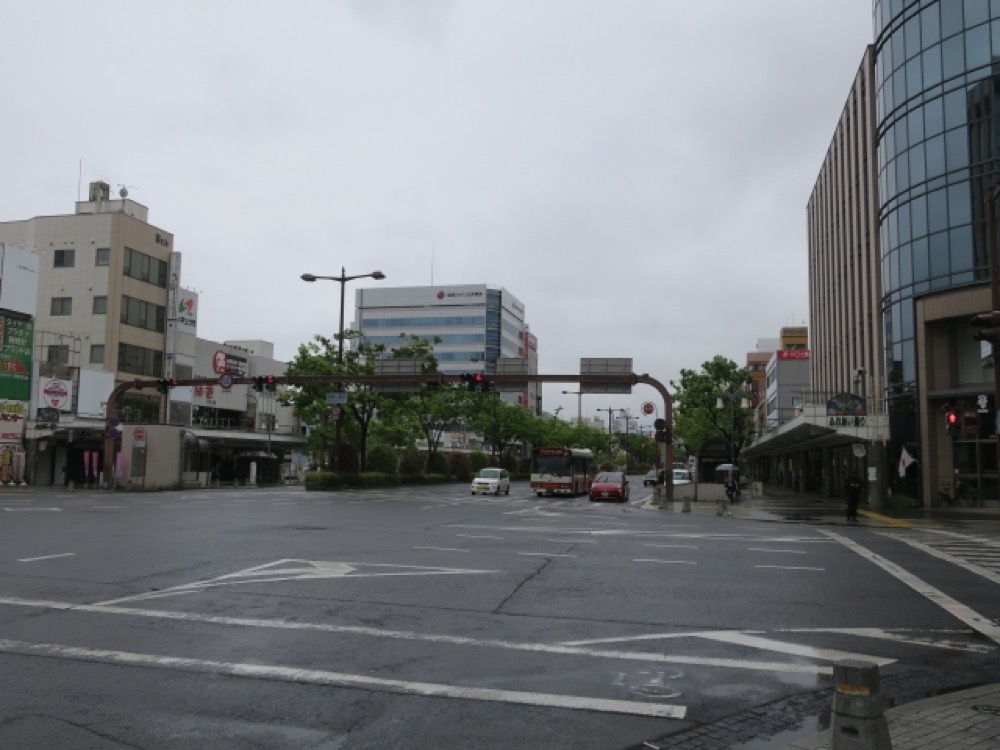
779, 682, 1000, 749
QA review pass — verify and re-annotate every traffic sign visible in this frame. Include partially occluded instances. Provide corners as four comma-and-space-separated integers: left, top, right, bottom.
331, 406, 342, 419
219, 373, 234, 389
641, 401, 655, 415
325, 392, 348, 404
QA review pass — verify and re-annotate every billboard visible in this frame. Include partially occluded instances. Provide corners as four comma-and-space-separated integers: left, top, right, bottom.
0, 244, 39, 317
0, 400, 26, 443
177, 288, 199, 334
0, 316, 33, 401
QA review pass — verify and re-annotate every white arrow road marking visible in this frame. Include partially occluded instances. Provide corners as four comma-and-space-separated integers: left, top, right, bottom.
823, 530, 1000, 645
0, 638, 686, 719
93, 559, 500, 606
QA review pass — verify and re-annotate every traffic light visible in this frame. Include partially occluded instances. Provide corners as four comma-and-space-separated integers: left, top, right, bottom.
945, 410, 959, 436
263, 375, 277, 392
253, 376, 265, 392
653, 417, 669, 443
461, 372, 486, 392
157, 378, 180, 394
970, 311, 1000, 342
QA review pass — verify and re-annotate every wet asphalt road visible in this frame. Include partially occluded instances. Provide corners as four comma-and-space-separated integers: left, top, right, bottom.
0, 480, 998, 749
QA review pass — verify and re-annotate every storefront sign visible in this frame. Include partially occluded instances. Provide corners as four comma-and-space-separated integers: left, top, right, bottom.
829, 416, 866, 427
41, 378, 71, 410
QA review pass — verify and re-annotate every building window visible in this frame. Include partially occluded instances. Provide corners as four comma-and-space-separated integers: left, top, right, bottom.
95, 248, 110, 266
117, 342, 163, 377
90, 344, 105, 364
123, 247, 168, 288
53, 249, 75, 268
120, 295, 165, 333
47, 345, 69, 364
50, 297, 72, 316
92, 296, 107, 315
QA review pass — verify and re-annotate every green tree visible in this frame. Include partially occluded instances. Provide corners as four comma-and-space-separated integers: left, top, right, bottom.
281, 331, 389, 470
671, 355, 751, 464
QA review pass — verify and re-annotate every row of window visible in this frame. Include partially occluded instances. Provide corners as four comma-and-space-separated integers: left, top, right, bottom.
53, 247, 110, 268
360, 315, 488, 328
46, 344, 103, 365
49, 295, 165, 333
53, 246, 169, 290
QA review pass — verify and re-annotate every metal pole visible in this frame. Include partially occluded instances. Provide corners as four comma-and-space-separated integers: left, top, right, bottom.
990, 188, 1000, 501
577, 392, 582, 423
334, 267, 347, 472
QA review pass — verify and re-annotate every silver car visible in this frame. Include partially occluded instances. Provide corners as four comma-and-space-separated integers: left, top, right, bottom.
471, 467, 511, 495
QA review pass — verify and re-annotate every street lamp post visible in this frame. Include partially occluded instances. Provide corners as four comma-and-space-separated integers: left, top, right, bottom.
562, 389, 582, 423
301, 267, 386, 470
717, 388, 749, 499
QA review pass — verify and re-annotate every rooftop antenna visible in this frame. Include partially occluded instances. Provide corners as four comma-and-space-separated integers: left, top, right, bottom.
117, 184, 137, 199
431, 238, 435, 285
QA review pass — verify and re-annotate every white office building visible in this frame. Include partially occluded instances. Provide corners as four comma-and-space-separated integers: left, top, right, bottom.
354, 284, 540, 412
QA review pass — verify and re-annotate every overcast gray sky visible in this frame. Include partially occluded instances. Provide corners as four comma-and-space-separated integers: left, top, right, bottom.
4, 1, 873, 425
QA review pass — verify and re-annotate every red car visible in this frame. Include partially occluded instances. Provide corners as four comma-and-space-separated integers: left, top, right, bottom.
589, 471, 629, 503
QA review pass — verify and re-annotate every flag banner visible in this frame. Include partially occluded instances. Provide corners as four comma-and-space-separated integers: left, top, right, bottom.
899, 446, 917, 477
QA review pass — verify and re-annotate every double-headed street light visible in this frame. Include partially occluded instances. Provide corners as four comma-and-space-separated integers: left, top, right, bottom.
301, 267, 387, 469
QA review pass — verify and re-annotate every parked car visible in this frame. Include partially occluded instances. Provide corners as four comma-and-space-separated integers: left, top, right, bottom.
471, 467, 510, 495
643, 470, 658, 487
589, 471, 629, 503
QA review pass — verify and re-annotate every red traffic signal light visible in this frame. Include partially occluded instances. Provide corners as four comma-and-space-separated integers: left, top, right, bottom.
945, 410, 959, 435
263, 375, 277, 392
157, 378, 180, 394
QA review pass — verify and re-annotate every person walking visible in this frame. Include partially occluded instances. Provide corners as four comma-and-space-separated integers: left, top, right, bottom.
846, 472, 864, 522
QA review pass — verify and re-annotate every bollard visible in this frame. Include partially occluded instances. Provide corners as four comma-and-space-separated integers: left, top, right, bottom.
830, 660, 892, 750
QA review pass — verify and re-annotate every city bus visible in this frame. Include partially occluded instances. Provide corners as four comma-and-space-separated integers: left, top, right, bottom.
530, 447, 594, 497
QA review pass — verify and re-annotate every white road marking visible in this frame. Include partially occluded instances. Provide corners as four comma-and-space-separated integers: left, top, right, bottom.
692, 631, 894, 666
634, 559, 696, 565
878, 532, 1000, 586
824, 530, 1000, 645
413, 547, 469, 553
2, 508, 61, 512
94, 559, 499, 605
748, 548, 806, 554
91, 506, 125, 509
0, 638, 686, 719
17, 552, 76, 563
546, 539, 598, 544
644, 544, 698, 549
756, 565, 824, 571
455, 534, 504, 540
518, 552, 577, 558
778, 627, 994, 654
0, 596, 833, 675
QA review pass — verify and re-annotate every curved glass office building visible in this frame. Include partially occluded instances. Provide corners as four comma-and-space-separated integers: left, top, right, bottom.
875, 0, 999, 505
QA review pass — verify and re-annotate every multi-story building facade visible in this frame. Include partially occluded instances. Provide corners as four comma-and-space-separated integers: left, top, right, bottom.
0, 181, 304, 487
873, 0, 998, 506
354, 283, 539, 413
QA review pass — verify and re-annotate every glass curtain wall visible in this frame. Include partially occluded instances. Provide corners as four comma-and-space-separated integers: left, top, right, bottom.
874, 0, 1000, 494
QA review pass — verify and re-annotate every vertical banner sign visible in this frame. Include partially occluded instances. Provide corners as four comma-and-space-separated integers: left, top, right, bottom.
0, 316, 33, 401
164, 252, 182, 378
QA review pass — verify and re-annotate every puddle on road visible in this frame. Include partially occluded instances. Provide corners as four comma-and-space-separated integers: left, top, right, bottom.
726, 715, 828, 749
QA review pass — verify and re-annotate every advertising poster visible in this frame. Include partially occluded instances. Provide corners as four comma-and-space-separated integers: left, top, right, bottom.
0, 316, 33, 401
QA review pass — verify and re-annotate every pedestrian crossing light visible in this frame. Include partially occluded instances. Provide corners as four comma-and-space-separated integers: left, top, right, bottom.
945, 410, 959, 436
